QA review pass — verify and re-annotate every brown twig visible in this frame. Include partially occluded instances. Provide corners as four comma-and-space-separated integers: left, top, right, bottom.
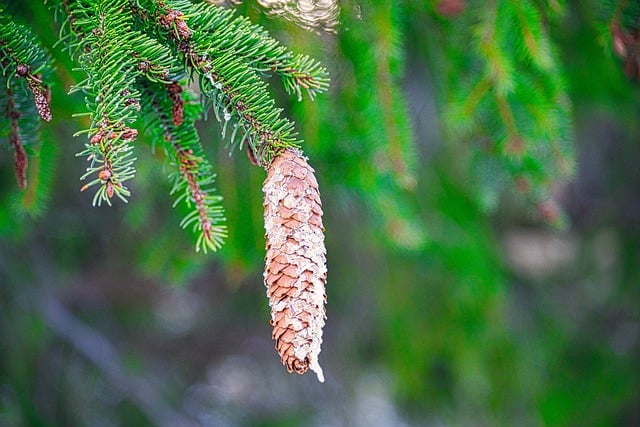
5, 86, 28, 188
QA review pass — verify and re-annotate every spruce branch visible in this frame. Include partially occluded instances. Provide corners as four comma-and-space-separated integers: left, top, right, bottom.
370, 3, 417, 191
441, 0, 574, 215
172, 150, 227, 254
0, 5, 53, 191
324, 1, 423, 249
476, 3, 514, 96
138, 79, 227, 253
0, 13, 53, 122
187, 2, 330, 101
59, 0, 142, 205
131, 0, 328, 167
512, 1, 554, 71
45, 0, 328, 251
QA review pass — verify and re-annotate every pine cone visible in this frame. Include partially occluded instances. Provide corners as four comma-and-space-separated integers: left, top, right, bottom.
263, 148, 327, 382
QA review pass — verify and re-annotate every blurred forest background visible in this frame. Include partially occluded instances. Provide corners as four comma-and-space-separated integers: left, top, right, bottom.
2, 0, 640, 426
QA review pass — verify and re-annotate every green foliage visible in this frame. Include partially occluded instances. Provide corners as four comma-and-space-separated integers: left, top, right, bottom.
2, 0, 635, 251
2, 1, 640, 425
139, 81, 227, 253
298, 0, 425, 250
0, 0, 600, 250
130, 0, 328, 164
0, 4, 54, 213
66, 0, 141, 205
420, 1, 575, 217
41, 0, 328, 251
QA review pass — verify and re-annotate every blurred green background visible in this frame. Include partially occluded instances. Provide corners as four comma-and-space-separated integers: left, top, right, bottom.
2, 0, 640, 426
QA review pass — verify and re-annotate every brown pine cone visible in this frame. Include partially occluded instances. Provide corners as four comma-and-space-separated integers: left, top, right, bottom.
262, 148, 327, 382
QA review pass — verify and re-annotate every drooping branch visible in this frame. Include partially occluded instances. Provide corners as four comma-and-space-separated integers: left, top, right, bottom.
438, 0, 574, 217
6, 0, 329, 254
138, 78, 227, 253
64, 0, 142, 205
0, 5, 54, 192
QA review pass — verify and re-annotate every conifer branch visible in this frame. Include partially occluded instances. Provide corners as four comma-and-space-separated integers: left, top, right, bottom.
2, 0, 328, 253
512, 2, 554, 71
442, 0, 574, 215
130, 0, 327, 167
0, 13, 53, 122
371, 3, 416, 191
138, 79, 227, 252
186, 3, 330, 101
477, 3, 514, 95
325, 2, 423, 249
45, 0, 328, 250
62, 0, 141, 205
0, 6, 53, 191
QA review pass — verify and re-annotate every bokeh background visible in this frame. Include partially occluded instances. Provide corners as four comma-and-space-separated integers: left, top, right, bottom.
2, 1, 640, 426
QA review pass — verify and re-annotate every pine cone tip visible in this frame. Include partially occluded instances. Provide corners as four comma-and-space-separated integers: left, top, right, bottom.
311, 357, 325, 383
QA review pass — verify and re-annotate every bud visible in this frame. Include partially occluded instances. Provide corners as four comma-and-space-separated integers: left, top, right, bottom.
98, 168, 112, 181
262, 148, 327, 382
16, 64, 29, 77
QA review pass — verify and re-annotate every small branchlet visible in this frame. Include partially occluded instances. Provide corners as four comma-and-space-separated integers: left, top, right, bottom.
172, 145, 227, 253
63, 0, 142, 205
5, 88, 28, 188
79, 120, 138, 205
138, 78, 227, 252
0, 12, 52, 196
0, 7, 54, 193
441, 0, 574, 217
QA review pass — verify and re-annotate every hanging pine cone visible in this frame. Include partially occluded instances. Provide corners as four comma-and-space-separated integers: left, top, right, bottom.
262, 148, 327, 382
